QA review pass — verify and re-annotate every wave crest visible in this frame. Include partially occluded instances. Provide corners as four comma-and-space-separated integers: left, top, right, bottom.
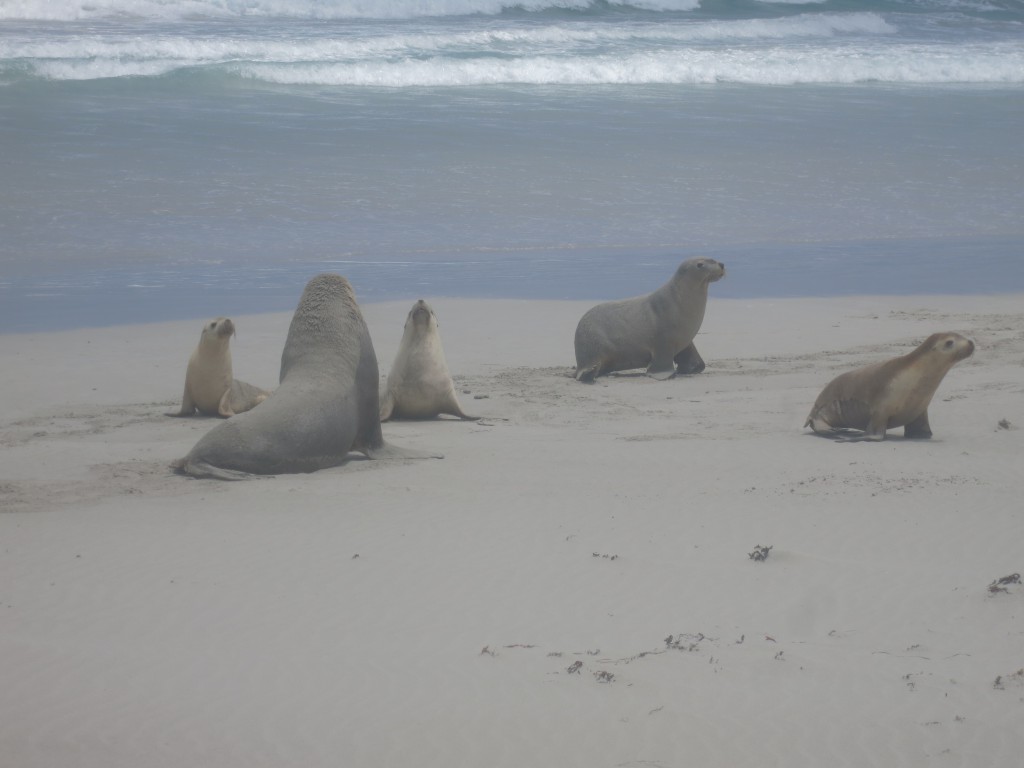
2, 0, 702, 22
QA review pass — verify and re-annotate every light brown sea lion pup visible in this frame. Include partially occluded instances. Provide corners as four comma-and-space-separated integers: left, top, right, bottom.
380, 300, 479, 421
573, 257, 726, 382
172, 274, 442, 480
805, 332, 974, 442
166, 316, 269, 417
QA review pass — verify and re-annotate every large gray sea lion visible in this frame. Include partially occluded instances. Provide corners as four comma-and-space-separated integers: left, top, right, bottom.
573, 257, 725, 382
380, 300, 479, 421
172, 274, 442, 480
805, 331, 974, 442
166, 316, 269, 417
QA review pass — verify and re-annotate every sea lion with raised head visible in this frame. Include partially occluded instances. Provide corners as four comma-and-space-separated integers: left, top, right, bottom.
166, 316, 269, 417
574, 257, 725, 382
805, 332, 974, 441
172, 274, 442, 479
380, 299, 479, 421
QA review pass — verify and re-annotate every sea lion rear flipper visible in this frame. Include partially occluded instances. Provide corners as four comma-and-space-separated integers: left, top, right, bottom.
171, 457, 257, 481
442, 392, 480, 421
832, 430, 886, 443
222, 379, 270, 417
833, 413, 888, 442
807, 399, 879, 439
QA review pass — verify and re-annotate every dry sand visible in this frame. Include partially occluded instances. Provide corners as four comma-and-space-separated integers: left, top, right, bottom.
1, 292, 1022, 767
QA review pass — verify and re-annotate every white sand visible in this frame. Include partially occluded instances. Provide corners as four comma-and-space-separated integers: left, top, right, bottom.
1, 293, 1022, 767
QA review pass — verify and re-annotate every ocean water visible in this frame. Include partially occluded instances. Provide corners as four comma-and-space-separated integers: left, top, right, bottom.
1, 0, 1022, 332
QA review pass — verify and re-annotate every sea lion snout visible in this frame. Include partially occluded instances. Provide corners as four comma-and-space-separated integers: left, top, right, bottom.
938, 332, 974, 361
408, 300, 434, 327
218, 318, 236, 338
696, 258, 726, 282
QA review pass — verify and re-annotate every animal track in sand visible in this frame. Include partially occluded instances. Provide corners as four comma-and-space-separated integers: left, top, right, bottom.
779, 472, 980, 498
1, 460, 202, 513
0, 404, 168, 447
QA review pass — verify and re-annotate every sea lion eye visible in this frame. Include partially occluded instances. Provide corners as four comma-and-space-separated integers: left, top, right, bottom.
944, 339, 954, 349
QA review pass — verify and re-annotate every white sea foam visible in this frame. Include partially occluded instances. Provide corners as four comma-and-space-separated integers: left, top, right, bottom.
7, 18, 1019, 86
4, 1, 1021, 89
2, 0, 698, 22
0, 14, 897, 64
230, 43, 1024, 85
3, 0, 1017, 22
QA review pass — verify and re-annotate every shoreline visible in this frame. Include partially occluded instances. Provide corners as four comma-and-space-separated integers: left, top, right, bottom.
3, 279, 1024, 336
4, 234, 1023, 334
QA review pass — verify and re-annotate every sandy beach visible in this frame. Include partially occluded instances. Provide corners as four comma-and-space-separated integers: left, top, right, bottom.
1, 291, 1022, 767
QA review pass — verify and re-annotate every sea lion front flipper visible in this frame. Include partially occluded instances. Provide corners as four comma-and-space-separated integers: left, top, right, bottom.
361, 441, 444, 461
674, 343, 706, 375
166, 384, 197, 417
903, 410, 933, 439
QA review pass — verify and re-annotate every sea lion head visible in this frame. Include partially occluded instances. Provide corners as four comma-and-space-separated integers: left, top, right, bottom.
675, 257, 726, 285
920, 331, 974, 365
405, 299, 438, 333
201, 316, 235, 342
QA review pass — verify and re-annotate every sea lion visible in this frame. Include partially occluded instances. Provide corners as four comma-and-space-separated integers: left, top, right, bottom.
166, 316, 269, 418
172, 274, 442, 480
380, 300, 479, 422
573, 257, 725, 382
804, 332, 974, 441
